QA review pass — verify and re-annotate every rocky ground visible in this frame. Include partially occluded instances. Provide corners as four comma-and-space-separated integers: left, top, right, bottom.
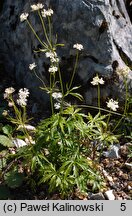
9, 142, 131, 200
0, 74, 132, 200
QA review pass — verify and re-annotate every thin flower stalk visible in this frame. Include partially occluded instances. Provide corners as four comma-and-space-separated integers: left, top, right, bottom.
5, 95, 32, 145
31, 67, 48, 91
38, 10, 52, 49
98, 83, 101, 114
58, 66, 64, 96
50, 73, 54, 114
26, 19, 47, 48
112, 77, 129, 132
76, 104, 122, 116
48, 16, 52, 45
68, 50, 79, 90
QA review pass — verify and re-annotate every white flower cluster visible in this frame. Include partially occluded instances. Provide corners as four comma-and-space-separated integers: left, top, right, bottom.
106, 99, 119, 111
29, 62, 37, 70
73, 43, 84, 51
41, 8, 54, 18
2, 110, 8, 117
52, 92, 62, 99
48, 66, 58, 73
52, 92, 62, 110
116, 66, 130, 78
91, 75, 105, 85
20, 13, 29, 22
17, 88, 30, 107
54, 102, 61, 110
4, 87, 15, 99
31, 3, 44, 11
45, 51, 59, 63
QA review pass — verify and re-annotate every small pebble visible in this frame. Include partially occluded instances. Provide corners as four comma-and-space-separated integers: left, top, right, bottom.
104, 190, 115, 200
128, 185, 132, 191
121, 173, 128, 180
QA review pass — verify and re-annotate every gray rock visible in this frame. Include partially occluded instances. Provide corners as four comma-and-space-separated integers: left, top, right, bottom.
90, 192, 105, 200
103, 144, 120, 159
0, 0, 132, 106
104, 190, 115, 200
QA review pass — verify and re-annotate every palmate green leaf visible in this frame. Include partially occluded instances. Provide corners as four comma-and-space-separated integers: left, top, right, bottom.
2, 125, 13, 137
59, 160, 72, 172
59, 160, 73, 178
4, 170, 25, 188
0, 135, 14, 147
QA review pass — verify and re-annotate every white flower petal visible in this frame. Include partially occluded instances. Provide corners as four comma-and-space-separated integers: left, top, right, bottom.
17, 125, 36, 131
73, 43, 84, 51
13, 138, 27, 148
20, 13, 29, 22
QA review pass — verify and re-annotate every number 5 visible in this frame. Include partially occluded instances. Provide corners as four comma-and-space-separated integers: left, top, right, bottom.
120, 203, 126, 211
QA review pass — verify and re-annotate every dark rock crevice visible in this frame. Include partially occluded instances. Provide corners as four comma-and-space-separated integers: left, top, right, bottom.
124, 0, 132, 22
113, 39, 132, 69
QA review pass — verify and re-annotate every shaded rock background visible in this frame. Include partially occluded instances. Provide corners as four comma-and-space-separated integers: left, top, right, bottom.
0, 0, 132, 108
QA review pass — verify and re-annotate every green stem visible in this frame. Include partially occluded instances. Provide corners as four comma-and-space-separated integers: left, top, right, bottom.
75, 104, 123, 116
33, 69, 48, 91
97, 83, 101, 114
26, 19, 47, 48
50, 73, 54, 114
58, 66, 64, 95
38, 10, 52, 49
112, 77, 128, 133
112, 116, 123, 133
21, 106, 32, 145
124, 77, 128, 115
48, 16, 52, 45
106, 113, 111, 131
68, 51, 79, 90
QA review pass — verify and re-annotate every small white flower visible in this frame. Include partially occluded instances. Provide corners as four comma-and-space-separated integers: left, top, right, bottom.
29, 62, 37, 70
2, 110, 8, 116
13, 138, 27, 148
19, 88, 29, 98
50, 57, 59, 63
45, 51, 59, 63
91, 75, 105, 85
8, 101, 14, 107
45, 8, 54, 16
20, 13, 29, 22
41, 8, 54, 17
52, 92, 63, 99
25, 136, 35, 145
54, 102, 61, 110
17, 98, 27, 107
41, 9, 47, 17
106, 99, 119, 111
48, 66, 58, 73
4, 87, 15, 99
44, 148, 49, 155
5, 87, 15, 95
17, 88, 29, 107
31, 3, 44, 11
73, 43, 84, 51
17, 124, 36, 131
45, 51, 57, 58
116, 67, 130, 78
